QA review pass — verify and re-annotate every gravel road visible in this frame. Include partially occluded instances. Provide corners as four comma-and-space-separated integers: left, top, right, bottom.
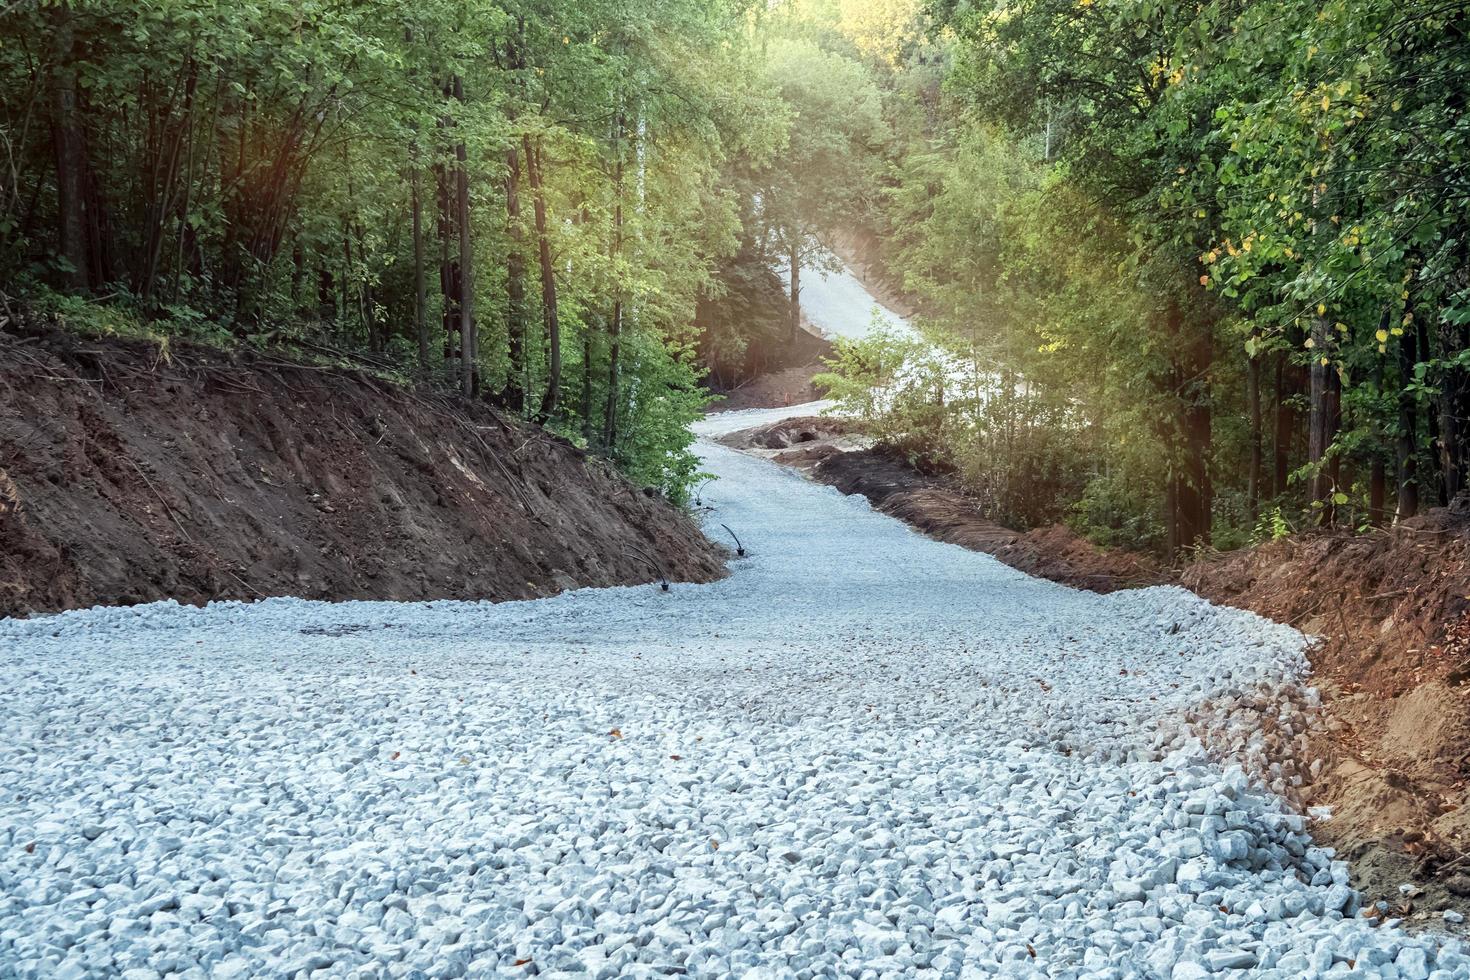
1, 411, 1462, 978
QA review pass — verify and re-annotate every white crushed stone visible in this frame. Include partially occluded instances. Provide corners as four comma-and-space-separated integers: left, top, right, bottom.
778, 260, 915, 342
1, 414, 1461, 978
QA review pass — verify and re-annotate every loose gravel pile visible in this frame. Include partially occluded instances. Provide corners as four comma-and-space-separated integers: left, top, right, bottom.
1, 409, 1462, 978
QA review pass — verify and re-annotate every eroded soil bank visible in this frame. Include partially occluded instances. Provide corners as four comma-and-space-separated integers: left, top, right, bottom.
0, 327, 724, 618
724, 412, 1470, 922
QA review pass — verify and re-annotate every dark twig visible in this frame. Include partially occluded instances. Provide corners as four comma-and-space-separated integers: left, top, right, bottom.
628, 545, 670, 591
720, 523, 745, 557
693, 476, 716, 507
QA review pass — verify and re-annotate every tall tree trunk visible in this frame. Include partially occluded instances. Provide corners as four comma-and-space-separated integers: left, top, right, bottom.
1397, 309, 1420, 521
1246, 344, 1263, 519
788, 239, 801, 344
435, 104, 458, 363
1369, 459, 1387, 525
1164, 471, 1180, 557
452, 75, 475, 398
1273, 353, 1291, 497
1438, 309, 1468, 504
1327, 354, 1343, 520
603, 111, 626, 451
1439, 379, 1463, 502
526, 136, 560, 419
138, 61, 197, 308
504, 144, 528, 412
317, 265, 335, 321
50, 1, 90, 292
1308, 314, 1333, 521
582, 323, 595, 444
1168, 301, 1212, 549
1369, 328, 1387, 526
410, 143, 429, 373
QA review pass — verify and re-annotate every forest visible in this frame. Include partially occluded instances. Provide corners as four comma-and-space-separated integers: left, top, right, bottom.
1, 0, 884, 502
817, 0, 1470, 554
4, 0, 1469, 552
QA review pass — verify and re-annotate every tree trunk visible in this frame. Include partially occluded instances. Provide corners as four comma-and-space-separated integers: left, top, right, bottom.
1438, 312, 1467, 504
1308, 314, 1333, 521
1272, 354, 1290, 497
1369, 315, 1389, 526
1397, 312, 1420, 521
1164, 471, 1179, 556
527, 136, 560, 419
605, 298, 622, 451
789, 239, 801, 344
1327, 354, 1342, 520
410, 144, 429, 373
435, 104, 459, 364
1168, 301, 1212, 549
504, 144, 527, 412
317, 265, 335, 320
1246, 345, 1262, 520
603, 112, 626, 451
581, 323, 595, 444
453, 75, 475, 398
50, 1, 90, 292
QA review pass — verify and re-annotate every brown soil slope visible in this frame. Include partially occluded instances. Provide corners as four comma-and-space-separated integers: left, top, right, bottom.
1185, 514, 1470, 908
0, 328, 725, 618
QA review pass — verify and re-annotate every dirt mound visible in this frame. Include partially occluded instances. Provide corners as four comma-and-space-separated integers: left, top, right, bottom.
708, 362, 828, 414
1184, 515, 1470, 912
723, 415, 853, 450
0, 327, 725, 618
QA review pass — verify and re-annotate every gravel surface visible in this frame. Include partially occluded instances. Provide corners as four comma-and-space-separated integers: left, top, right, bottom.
779, 260, 914, 342
1, 414, 1462, 978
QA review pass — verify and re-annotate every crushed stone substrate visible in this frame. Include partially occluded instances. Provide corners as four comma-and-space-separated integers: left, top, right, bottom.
0, 410, 1461, 978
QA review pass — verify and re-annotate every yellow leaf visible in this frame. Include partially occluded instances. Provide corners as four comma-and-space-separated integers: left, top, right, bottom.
1317, 303, 1327, 316
1304, 337, 1316, 348
1321, 95, 1331, 111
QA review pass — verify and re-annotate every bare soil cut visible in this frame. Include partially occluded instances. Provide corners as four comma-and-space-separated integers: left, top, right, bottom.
0, 326, 725, 618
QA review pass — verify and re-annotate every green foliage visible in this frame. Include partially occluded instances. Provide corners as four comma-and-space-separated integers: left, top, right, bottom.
1253, 506, 1294, 545
852, 0, 1470, 552
1068, 473, 1167, 555
2, 0, 776, 505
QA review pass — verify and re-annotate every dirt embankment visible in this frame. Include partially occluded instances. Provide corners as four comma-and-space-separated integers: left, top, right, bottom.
1184, 515, 1470, 913
724, 410, 1470, 917
0, 327, 725, 618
